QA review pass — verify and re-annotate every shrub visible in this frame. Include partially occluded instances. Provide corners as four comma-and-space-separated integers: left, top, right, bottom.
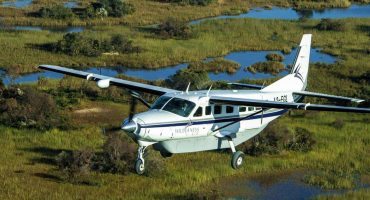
0, 86, 69, 130
95, 134, 136, 174
56, 149, 95, 180
316, 18, 346, 31
240, 123, 316, 156
98, 0, 135, 17
52, 33, 140, 57
165, 68, 210, 90
38, 5, 74, 19
188, 58, 240, 74
157, 18, 192, 39
246, 61, 285, 75
287, 127, 316, 152
156, 0, 215, 6
266, 53, 284, 62
331, 119, 345, 129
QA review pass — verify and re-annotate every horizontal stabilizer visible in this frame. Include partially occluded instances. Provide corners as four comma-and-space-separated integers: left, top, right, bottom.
293, 91, 364, 103
210, 96, 370, 113
227, 82, 263, 90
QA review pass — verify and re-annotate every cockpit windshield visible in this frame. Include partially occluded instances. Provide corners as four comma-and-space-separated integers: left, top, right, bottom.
151, 96, 171, 109
151, 96, 196, 117
162, 98, 196, 117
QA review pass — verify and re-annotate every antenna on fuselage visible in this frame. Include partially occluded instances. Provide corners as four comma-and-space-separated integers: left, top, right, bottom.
185, 82, 191, 93
207, 84, 212, 96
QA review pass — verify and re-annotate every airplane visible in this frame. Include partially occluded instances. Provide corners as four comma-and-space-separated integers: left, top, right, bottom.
39, 34, 370, 175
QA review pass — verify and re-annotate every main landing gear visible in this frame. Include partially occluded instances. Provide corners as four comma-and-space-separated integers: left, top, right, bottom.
228, 138, 245, 169
135, 146, 147, 175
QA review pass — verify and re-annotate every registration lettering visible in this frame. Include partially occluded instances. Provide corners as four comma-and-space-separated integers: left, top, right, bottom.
273, 95, 288, 102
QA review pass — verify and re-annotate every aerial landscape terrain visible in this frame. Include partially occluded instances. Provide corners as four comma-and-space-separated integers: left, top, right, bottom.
0, 0, 369, 199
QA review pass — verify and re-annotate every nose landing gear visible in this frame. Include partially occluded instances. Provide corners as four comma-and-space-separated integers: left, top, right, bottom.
135, 146, 147, 175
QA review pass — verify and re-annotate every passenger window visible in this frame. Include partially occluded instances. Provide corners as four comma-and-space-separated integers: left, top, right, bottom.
226, 106, 234, 114
239, 106, 246, 112
193, 107, 203, 117
205, 106, 212, 115
214, 105, 222, 115
248, 107, 255, 111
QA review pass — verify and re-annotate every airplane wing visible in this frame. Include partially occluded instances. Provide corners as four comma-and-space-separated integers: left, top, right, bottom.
227, 82, 263, 90
293, 91, 364, 103
210, 96, 370, 113
39, 65, 179, 95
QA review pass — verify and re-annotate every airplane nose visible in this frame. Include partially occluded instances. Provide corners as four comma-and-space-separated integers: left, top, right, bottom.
121, 119, 137, 133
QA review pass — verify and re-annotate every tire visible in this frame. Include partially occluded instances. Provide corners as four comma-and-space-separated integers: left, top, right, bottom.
231, 151, 245, 169
135, 159, 145, 175
160, 151, 173, 158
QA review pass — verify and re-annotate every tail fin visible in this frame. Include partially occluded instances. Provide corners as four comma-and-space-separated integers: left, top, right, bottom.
290, 34, 311, 89
262, 34, 312, 92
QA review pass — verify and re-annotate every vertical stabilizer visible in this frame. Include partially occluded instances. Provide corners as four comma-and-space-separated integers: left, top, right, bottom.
290, 34, 311, 89
262, 34, 312, 92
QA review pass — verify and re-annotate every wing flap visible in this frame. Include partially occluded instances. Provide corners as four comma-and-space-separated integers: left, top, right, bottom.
39, 65, 178, 95
293, 91, 364, 103
227, 82, 263, 90
210, 96, 370, 113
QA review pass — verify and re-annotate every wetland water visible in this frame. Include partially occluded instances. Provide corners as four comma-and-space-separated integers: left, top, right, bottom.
219, 171, 369, 200
1, 4, 369, 32
191, 4, 370, 25
0, 48, 336, 85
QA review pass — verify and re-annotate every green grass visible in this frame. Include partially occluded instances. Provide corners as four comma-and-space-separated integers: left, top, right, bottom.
1, 18, 369, 76
0, 103, 368, 199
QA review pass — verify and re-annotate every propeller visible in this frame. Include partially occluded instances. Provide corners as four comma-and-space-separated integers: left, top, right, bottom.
128, 90, 151, 121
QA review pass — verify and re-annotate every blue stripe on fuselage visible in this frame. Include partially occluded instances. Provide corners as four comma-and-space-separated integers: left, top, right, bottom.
141, 109, 287, 128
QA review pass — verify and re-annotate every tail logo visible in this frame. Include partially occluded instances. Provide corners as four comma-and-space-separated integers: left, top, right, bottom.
293, 64, 304, 83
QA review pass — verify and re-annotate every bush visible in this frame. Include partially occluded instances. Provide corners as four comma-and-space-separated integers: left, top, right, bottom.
316, 18, 346, 31
246, 61, 285, 75
188, 58, 240, 74
38, 5, 75, 19
0, 86, 69, 130
266, 53, 284, 62
52, 33, 140, 57
331, 119, 345, 129
157, 18, 192, 39
98, 0, 135, 17
287, 127, 316, 152
56, 149, 95, 180
165, 68, 210, 90
95, 134, 136, 174
240, 123, 316, 156
156, 0, 215, 6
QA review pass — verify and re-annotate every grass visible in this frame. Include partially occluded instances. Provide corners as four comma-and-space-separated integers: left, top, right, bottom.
0, 101, 368, 199
0, 18, 369, 77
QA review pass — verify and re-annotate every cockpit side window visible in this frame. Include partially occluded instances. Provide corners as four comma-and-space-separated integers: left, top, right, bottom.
205, 106, 212, 115
193, 107, 203, 117
162, 97, 196, 117
151, 96, 172, 109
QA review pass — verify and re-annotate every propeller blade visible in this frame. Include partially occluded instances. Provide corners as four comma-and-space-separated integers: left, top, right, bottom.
130, 91, 151, 108
129, 96, 137, 121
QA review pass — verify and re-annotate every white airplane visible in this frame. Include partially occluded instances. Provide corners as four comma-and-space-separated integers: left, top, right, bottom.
39, 34, 370, 175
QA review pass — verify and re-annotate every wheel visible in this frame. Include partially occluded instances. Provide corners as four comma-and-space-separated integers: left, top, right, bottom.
231, 151, 245, 169
160, 151, 173, 158
135, 159, 145, 175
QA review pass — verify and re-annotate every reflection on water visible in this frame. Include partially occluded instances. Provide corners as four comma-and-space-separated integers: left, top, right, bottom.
2, 26, 85, 33
64, 1, 78, 8
191, 4, 370, 25
0, 0, 32, 8
0, 48, 336, 85
218, 171, 369, 200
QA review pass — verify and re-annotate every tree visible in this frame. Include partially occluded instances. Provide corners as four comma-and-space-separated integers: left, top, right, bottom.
165, 68, 210, 90
98, 0, 135, 17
